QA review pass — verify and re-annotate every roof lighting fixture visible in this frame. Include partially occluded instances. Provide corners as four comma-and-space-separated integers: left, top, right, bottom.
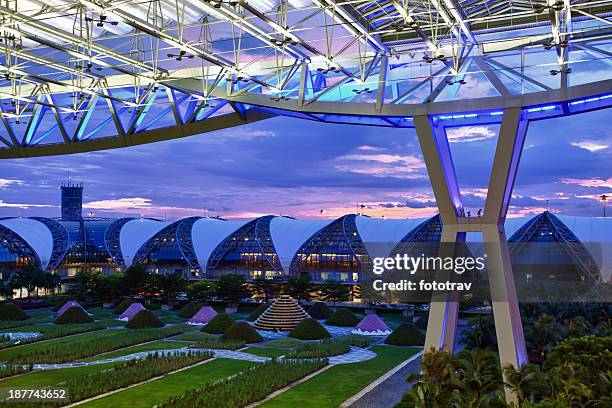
85, 15, 119, 27
317, 67, 341, 74
423, 54, 447, 63
167, 50, 194, 61
533, 1, 564, 13
550, 67, 571, 76
270, 96, 290, 102
352, 88, 371, 95
271, 38, 297, 46
446, 79, 466, 85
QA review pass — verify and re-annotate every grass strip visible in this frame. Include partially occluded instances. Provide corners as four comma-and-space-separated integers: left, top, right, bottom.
81, 340, 188, 362
79, 359, 255, 408
285, 340, 349, 359
159, 359, 328, 408
243, 347, 287, 358
5, 327, 185, 364
191, 339, 246, 350
0, 351, 212, 407
259, 346, 419, 408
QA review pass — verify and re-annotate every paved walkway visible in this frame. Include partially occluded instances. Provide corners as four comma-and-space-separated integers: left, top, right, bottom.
29, 344, 377, 370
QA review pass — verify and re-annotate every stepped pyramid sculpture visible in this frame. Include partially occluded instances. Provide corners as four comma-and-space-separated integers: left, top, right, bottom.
57, 300, 89, 317
254, 295, 309, 331
188, 306, 218, 325
118, 302, 145, 321
352, 314, 391, 336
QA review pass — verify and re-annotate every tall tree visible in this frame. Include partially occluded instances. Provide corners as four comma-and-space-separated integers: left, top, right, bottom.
320, 279, 350, 307
123, 265, 150, 296
154, 272, 188, 302
287, 275, 311, 304
216, 274, 248, 305
187, 280, 216, 302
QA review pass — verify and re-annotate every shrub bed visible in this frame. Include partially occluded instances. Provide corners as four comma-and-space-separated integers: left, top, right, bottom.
335, 334, 375, 348
0, 322, 110, 350
308, 301, 332, 320
222, 322, 262, 344
125, 310, 165, 329
113, 299, 135, 315
325, 309, 360, 327
246, 303, 269, 321
159, 359, 327, 408
191, 339, 246, 350
415, 312, 429, 330
384, 322, 425, 346
0, 351, 212, 407
0, 364, 31, 379
54, 306, 93, 325
7, 327, 184, 364
285, 339, 349, 359
201, 313, 235, 334
178, 301, 203, 318
288, 318, 330, 340
0, 304, 29, 321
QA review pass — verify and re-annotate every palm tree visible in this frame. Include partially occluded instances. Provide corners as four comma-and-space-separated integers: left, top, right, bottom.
503, 363, 546, 404
452, 348, 502, 402
287, 275, 311, 304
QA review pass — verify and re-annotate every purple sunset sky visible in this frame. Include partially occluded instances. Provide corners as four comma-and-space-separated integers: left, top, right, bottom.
0, 108, 609, 221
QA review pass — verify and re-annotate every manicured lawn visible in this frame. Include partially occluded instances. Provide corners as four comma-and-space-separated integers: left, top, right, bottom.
260, 346, 420, 408
243, 347, 287, 358
263, 338, 305, 349
81, 358, 256, 408
81, 340, 188, 362
0, 362, 120, 388
0, 329, 123, 361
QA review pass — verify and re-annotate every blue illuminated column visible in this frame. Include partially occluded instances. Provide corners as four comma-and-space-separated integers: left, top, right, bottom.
414, 107, 529, 404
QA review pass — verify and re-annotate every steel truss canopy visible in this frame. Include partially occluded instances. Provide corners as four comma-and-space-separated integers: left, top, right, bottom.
0, 0, 611, 157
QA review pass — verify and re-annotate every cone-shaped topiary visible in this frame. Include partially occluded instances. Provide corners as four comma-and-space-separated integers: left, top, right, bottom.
113, 298, 135, 315
125, 309, 165, 329
0, 303, 29, 321
289, 318, 331, 340
178, 301, 203, 318
222, 322, 263, 344
52, 299, 71, 312
325, 309, 360, 327
308, 301, 332, 320
246, 303, 270, 321
201, 313, 235, 334
55, 306, 93, 325
384, 322, 425, 346
415, 312, 429, 330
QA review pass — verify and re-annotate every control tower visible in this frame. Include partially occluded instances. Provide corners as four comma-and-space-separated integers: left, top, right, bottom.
61, 183, 83, 221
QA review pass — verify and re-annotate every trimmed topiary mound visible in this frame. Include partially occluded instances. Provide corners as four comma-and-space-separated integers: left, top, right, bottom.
55, 306, 94, 325
222, 322, 263, 344
289, 318, 330, 340
325, 309, 360, 327
0, 303, 29, 321
52, 299, 70, 313
178, 301, 203, 318
201, 313, 235, 334
308, 301, 332, 320
125, 309, 165, 329
415, 312, 429, 330
246, 303, 269, 321
113, 298, 135, 315
384, 322, 425, 346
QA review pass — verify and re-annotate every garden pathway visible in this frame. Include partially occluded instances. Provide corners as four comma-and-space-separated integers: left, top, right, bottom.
28, 345, 377, 370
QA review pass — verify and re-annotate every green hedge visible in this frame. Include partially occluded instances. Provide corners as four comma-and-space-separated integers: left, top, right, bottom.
125, 310, 165, 329
289, 318, 330, 340
415, 312, 429, 330
178, 301, 203, 318
113, 298, 135, 315
246, 303, 269, 321
55, 306, 93, 325
201, 313, 235, 334
308, 301, 332, 320
285, 339, 349, 359
325, 309, 360, 327
0, 304, 29, 321
159, 360, 327, 408
52, 299, 70, 313
384, 322, 425, 346
146, 303, 162, 311
222, 322, 262, 344
192, 339, 246, 350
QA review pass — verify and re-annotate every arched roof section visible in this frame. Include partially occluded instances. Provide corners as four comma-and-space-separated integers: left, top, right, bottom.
120, 218, 169, 267
191, 217, 251, 272
289, 214, 370, 282
104, 217, 135, 270
30, 217, 70, 271
0, 218, 52, 269
206, 215, 282, 277
270, 217, 331, 273
132, 216, 201, 266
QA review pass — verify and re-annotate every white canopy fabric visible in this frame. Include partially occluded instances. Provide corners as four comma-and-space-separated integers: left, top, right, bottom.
270, 217, 331, 273
191, 217, 251, 271
120, 218, 169, 267
0, 218, 53, 269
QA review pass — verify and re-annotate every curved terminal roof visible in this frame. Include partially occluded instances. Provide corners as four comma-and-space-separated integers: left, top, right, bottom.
191, 217, 251, 271
120, 218, 169, 267
270, 217, 331, 273
0, 218, 53, 269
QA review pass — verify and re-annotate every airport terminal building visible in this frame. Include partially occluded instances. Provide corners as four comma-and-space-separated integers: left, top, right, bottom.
0, 185, 609, 287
